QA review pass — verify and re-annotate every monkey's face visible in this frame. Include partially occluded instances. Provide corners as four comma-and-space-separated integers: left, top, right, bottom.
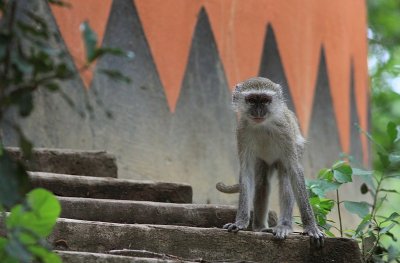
232, 77, 284, 124
242, 91, 282, 124
244, 93, 271, 123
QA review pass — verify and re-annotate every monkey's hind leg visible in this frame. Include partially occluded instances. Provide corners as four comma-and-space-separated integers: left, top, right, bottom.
252, 159, 272, 231
271, 164, 294, 239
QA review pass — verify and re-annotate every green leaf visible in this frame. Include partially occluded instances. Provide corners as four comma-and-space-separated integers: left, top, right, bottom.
380, 188, 400, 194
19, 134, 33, 160
5, 235, 32, 262
88, 47, 135, 63
381, 212, 400, 223
99, 69, 131, 83
54, 63, 72, 79
352, 168, 374, 177
7, 189, 61, 237
375, 195, 388, 211
31, 51, 54, 74
47, 0, 72, 7
81, 21, 98, 62
343, 201, 370, 218
324, 229, 335, 237
387, 121, 398, 142
389, 153, 400, 165
360, 183, 369, 194
44, 82, 59, 92
332, 161, 351, 172
378, 152, 390, 168
354, 214, 372, 238
0, 236, 6, 250
380, 222, 396, 234
386, 231, 398, 242
18, 92, 33, 117
386, 173, 400, 179
333, 170, 352, 183
0, 153, 31, 209
307, 179, 341, 197
29, 245, 62, 263
388, 245, 400, 262
332, 161, 352, 183
17, 21, 48, 39
318, 168, 333, 181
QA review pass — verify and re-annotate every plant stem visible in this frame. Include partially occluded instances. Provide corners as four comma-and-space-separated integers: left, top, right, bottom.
336, 189, 343, 237
364, 173, 385, 262
365, 220, 381, 263
371, 175, 384, 218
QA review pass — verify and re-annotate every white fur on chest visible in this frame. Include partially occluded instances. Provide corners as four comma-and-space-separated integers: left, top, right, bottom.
245, 124, 284, 165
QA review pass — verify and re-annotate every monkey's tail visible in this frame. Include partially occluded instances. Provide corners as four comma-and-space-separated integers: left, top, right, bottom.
216, 182, 240, 193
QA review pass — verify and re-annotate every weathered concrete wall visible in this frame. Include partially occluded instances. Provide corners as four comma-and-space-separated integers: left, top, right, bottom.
2, 0, 369, 215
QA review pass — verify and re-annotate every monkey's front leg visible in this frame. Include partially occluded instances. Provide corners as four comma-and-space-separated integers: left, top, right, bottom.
223, 172, 253, 232
289, 163, 324, 247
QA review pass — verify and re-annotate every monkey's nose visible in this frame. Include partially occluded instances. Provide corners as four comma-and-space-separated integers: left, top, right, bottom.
257, 108, 266, 118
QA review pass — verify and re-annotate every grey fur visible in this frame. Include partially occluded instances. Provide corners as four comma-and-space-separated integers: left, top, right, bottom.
220, 77, 324, 247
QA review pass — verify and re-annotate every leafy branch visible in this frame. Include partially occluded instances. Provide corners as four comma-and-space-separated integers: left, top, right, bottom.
306, 122, 400, 262
0, 0, 133, 262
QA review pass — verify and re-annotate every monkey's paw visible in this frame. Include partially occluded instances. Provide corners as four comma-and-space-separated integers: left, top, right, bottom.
261, 225, 292, 239
271, 225, 293, 240
223, 222, 246, 233
303, 225, 325, 248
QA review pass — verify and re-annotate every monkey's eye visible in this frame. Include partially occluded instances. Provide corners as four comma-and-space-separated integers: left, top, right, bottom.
246, 97, 257, 104
260, 97, 272, 104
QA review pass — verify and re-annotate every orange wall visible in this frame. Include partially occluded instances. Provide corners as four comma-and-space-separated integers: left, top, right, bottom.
51, 0, 369, 162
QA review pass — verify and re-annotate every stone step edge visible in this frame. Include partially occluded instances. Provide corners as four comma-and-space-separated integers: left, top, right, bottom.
30, 172, 193, 203
6, 147, 118, 178
57, 196, 277, 228
49, 218, 362, 263
56, 250, 192, 263
109, 249, 251, 262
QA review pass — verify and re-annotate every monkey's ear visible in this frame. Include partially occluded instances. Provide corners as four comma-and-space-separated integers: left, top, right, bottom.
276, 84, 284, 98
232, 83, 243, 103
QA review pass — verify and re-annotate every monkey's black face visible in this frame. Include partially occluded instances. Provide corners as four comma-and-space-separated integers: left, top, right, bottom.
245, 93, 272, 123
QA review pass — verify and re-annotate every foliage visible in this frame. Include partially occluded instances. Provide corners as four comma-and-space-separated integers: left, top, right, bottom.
364, 1, 400, 261
368, 0, 400, 169
368, 0, 400, 91
0, 188, 61, 263
307, 123, 400, 262
0, 0, 132, 262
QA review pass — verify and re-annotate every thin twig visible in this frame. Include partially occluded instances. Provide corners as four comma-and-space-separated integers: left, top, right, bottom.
336, 189, 343, 237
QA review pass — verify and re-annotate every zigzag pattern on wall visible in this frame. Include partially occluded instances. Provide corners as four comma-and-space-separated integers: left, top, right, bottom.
50, 0, 368, 162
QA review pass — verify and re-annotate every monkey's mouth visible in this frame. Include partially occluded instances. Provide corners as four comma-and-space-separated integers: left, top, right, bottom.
250, 117, 266, 123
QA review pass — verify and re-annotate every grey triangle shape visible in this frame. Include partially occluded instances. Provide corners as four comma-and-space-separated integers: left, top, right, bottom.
172, 7, 238, 204
1, 0, 90, 147
349, 62, 363, 164
304, 47, 342, 174
259, 24, 295, 113
88, 0, 173, 178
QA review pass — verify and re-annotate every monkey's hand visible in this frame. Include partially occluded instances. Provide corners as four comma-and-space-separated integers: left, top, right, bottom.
303, 224, 324, 248
223, 221, 247, 233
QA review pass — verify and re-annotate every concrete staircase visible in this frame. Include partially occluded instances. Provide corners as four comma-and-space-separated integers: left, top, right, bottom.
6, 148, 362, 262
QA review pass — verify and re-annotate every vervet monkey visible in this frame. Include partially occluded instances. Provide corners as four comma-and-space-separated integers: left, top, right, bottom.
217, 77, 324, 247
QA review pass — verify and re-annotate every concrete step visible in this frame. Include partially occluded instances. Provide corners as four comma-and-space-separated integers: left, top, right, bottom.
58, 197, 277, 228
30, 172, 192, 203
57, 251, 189, 263
50, 218, 362, 263
6, 147, 118, 178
